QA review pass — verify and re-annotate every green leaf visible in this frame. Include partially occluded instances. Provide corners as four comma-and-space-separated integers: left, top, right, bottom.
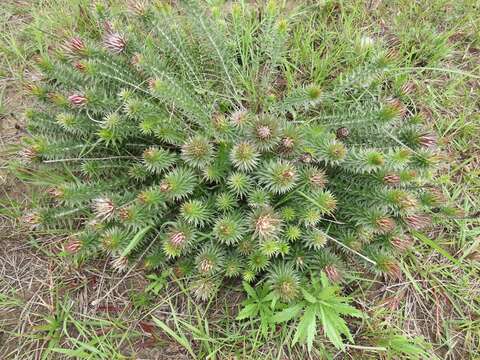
412, 231, 461, 267
152, 316, 196, 358
325, 302, 363, 318
242, 281, 257, 298
319, 305, 345, 350
301, 288, 317, 304
236, 303, 258, 320
272, 303, 303, 323
292, 304, 317, 350
120, 225, 152, 257
306, 308, 317, 352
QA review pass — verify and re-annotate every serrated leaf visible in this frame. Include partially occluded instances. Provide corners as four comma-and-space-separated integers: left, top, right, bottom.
292, 304, 317, 349
301, 288, 317, 304
272, 303, 303, 323
324, 302, 363, 318
236, 303, 258, 320
319, 305, 345, 350
242, 281, 257, 298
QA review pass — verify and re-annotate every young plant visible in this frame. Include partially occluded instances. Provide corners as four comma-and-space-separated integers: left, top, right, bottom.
273, 273, 363, 351
236, 282, 279, 337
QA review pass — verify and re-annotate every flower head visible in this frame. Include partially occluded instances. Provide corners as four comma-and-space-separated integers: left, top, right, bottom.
68, 93, 87, 107
405, 214, 431, 230
64, 37, 86, 54
418, 133, 437, 148
93, 197, 116, 221
104, 33, 126, 54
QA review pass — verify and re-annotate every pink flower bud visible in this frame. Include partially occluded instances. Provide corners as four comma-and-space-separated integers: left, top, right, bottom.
418, 133, 437, 148
405, 214, 431, 230
104, 33, 126, 54
170, 232, 186, 246
383, 173, 400, 185
65, 237, 82, 254
65, 37, 86, 54
68, 93, 87, 107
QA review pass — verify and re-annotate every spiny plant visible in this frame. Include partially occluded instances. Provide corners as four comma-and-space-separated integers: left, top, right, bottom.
19, 0, 445, 348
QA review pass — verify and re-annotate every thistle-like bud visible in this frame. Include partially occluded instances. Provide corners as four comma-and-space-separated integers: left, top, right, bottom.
256, 215, 277, 237
101, 227, 124, 252
267, 263, 300, 302
303, 228, 328, 250
405, 214, 431, 230
19, 147, 39, 162
49, 92, 68, 106
198, 258, 214, 273
384, 260, 402, 280
47, 187, 64, 200
118, 207, 131, 221
284, 225, 301, 241
68, 93, 87, 107
64, 37, 86, 55
391, 236, 413, 252
93, 197, 116, 221
22, 211, 41, 229
224, 255, 243, 277
386, 97, 406, 118
65, 237, 82, 254
181, 136, 214, 168
307, 86, 322, 101
309, 170, 327, 189
401, 81, 416, 95
424, 187, 445, 206
147, 78, 158, 91
191, 277, 219, 301
383, 173, 401, 185
418, 133, 437, 148
128, 0, 148, 16
159, 181, 171, 193
326, 142, 347, 162
375, 217, 396, 234
164, 224, 196, 258
143, 147, 176, 173
397, 194, 418, 211
230, 142, 259, 171
104, 33, 126, 54
257, 125, 272, 139
258, 160, 298, 194
74, 61, 86, 72
181, 200, 211, 227
111, 255, 129, 272
213, 213, 247, 245
336, 127, 350, 139
169, 231, 186, 247
281, 137, 294, 149
324, 265, 342, 283
131, 53, 142, 67
230, 109, 248, 127
24, 83, 44, 98
251, 115, 281, 151
251, 208, 283, 241
299, 153, 313, 163
103, 20, 114, 34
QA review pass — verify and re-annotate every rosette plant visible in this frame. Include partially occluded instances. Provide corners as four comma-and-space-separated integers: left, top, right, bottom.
21, 0, 442, 305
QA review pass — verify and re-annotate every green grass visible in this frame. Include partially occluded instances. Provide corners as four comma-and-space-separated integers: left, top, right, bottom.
1, 0, 479, 359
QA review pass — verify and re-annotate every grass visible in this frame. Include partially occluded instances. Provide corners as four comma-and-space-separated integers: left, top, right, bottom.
1, 0, 479, 359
